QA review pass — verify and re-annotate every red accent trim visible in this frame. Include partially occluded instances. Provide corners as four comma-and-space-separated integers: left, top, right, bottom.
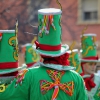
84, 74, 96, 91
0, 33, 2, 36
42, 53, 70, 66
0, 62, 18, 69
81, 56, 99, 65
82, 56, 99, 61
0, 71, 18, 76
35, 41, 61, 51
27, 62, 36, 67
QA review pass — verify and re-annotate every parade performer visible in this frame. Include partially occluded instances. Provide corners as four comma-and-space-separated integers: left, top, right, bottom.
81, 30, 100, 100
29, 5, 88, 100
0, 1, 88, 100
21, 37, 40, 68
0, 21, 28, 100
68, 42, 82, 74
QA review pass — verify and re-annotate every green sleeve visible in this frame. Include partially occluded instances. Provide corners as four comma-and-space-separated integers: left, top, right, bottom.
13, 69, 32, 100
76, 76, 88, 100
0, 69, 31, 100
29, 68, 41, 100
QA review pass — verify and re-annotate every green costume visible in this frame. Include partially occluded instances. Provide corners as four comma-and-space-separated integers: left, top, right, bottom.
0, 29, 26, 74
81, 33, 100, 100
0, 70, 29, 100
0, 67, 87, 100
0, 25, 26, 99
0, 7, 88, 100
68, 49, 82, 74
81, 34, 100, 62
31, 8, 88, 100
29, 67, 88, 100
21, 43, 40, 68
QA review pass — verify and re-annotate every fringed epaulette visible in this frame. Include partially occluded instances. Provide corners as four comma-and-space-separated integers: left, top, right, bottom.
15, 69, 28, 87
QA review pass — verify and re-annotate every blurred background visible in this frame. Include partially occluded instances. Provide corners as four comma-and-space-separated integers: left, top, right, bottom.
0, 0, 100, 66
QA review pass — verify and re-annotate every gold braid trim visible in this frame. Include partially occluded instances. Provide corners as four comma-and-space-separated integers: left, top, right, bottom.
56, 0, 62, 10
0, 84, 6, 92
83, 46, 94, 57
76, 64, 81, 73
28, 47, 40, 62
8, 20, 19, 60
69, 52, 77, 67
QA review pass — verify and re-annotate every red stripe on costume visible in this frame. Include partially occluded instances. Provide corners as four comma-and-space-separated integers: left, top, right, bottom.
27, 62, 36, 67
0, 71, 18, 76
0, 62, 18, 69
35, 41, 61, 51
84, 74, 96, 91
82, 56, 98, 60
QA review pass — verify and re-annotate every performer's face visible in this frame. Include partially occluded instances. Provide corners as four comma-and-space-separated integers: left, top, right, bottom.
83, 62, 97, 75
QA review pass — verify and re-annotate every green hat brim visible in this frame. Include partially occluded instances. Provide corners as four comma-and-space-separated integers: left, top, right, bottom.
0, 64, 27, 74
81, 59, 100, 63
33, 45, 69, 57
39, 62, 75, 71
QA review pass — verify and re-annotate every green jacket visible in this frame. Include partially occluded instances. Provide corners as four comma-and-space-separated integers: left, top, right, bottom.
29, 66, 88, 100
0, 66, 88, 100
0, 71, 30, 100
